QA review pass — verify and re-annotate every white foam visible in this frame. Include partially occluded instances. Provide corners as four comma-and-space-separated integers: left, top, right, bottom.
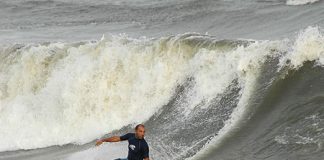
279, 26, 324, 68
0, 35, 191, 151
286, 0, 321, 5
66, 142, 128, 160
0, 33, 258, 152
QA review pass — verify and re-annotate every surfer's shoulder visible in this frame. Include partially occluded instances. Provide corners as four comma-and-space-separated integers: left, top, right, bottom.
120, 132, 135, 140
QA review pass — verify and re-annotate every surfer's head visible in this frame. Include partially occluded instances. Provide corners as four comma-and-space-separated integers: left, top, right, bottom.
135, 124, 145, 139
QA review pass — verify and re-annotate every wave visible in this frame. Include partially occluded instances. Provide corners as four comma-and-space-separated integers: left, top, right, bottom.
189, 26, 324, 160
0, 26, 324, 160
0, 33, 252, 152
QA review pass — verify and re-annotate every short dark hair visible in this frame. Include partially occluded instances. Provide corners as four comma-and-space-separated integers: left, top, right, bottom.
135, 124, 145, 130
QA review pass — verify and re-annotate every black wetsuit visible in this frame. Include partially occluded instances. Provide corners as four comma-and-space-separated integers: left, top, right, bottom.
119, 133, 149, 160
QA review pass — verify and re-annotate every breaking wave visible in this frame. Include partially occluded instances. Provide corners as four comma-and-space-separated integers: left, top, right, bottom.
1, 26, 324, 160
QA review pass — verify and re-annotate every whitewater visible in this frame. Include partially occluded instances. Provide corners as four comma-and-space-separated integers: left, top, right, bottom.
0, 0, 324, 160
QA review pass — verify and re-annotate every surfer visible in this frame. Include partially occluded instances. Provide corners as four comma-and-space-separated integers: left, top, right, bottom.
95, 124, 150, 160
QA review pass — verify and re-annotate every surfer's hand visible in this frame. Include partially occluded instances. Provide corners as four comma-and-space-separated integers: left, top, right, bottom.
95, 140, 103, 146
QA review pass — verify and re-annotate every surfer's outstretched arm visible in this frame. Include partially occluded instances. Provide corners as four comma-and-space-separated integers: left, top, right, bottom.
95, 136, 122, 146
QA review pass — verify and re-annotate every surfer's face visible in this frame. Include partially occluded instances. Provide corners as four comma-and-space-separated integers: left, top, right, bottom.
135, 126, 145, 139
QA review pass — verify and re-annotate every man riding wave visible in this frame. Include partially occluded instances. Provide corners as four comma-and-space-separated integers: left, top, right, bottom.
95, 124, 150, 160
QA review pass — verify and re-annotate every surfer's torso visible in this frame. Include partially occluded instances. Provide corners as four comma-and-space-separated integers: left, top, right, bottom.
120, 133, 149, 160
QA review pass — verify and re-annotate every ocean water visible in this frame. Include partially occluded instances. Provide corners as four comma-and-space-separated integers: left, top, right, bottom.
0, 0, 324, 160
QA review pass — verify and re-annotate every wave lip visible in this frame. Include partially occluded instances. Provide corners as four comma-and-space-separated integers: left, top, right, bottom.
286, 0, 321, 5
